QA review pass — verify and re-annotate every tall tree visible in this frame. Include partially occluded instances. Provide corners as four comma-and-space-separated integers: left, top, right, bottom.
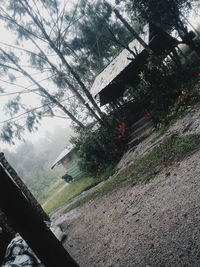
66, 0, 132, 75
0, 0, 107, 143
125, 0, 200, 56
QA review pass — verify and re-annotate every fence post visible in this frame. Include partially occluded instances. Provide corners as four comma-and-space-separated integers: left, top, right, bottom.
0, 153, 49, 222
0, 164, 79, 267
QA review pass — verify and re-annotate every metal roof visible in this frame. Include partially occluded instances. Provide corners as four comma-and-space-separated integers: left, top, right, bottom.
90, 25, 149, 98
51, 145, 73, 169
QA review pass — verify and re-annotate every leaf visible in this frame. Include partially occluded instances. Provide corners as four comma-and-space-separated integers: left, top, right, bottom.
8, 73, 16, 82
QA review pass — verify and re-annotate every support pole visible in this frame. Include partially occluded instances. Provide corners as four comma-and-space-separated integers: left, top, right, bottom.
0, 164, 79, 267
0, 152, 49, 222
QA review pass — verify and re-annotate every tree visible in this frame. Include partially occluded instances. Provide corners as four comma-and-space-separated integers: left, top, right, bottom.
66, 0, 132, 76
125, 0, 200, 56
0, 0, 107, 143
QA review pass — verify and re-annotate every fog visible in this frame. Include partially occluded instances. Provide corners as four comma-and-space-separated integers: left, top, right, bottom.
1, 125, 74, 202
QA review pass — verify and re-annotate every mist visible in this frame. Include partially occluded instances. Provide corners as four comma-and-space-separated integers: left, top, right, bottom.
1, 126, 74, 203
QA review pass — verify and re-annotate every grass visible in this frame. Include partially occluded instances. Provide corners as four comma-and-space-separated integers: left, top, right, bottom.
43, 176, 100, 214
153, 106, 191, 142
42, 162, 117, 214
39, 179, 65, 204
63, 134, 200, 214
97, 162, 117, 181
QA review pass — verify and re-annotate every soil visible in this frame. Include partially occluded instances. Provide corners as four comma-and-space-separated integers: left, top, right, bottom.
51, 104, 200, 267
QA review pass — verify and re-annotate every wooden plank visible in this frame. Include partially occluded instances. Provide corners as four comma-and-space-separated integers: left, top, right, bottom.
0, 164, 79, 267
0, 152, 49, 222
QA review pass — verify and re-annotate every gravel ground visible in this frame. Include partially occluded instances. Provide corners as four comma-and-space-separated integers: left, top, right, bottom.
51, 105, 200, 267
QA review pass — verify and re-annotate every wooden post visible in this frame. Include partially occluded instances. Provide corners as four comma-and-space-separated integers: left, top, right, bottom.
0, 209, 15, 236
0, 164, 79, 267
0, 153, 49, 222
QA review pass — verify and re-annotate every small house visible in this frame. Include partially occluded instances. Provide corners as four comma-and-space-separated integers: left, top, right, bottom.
51, 146, 83, 180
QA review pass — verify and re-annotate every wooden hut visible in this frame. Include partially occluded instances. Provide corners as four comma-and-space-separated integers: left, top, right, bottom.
51, 146, 83, 180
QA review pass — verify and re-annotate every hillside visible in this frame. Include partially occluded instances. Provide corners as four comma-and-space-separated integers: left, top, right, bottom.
51, 104, 200, 266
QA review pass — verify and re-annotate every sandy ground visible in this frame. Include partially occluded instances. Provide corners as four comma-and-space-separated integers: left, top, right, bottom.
51, 104, 200, 267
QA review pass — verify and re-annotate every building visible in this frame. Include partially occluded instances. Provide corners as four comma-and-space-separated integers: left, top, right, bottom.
51, 146, 83, 180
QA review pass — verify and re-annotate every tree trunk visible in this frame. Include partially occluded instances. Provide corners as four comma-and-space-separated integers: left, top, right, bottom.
18, 0, 103, 120
170, 6, 200, 58
49, 43, 104, 120
113, 9, 152, 53
1, 48, 108, 151
26, 37, 105, 126
185, 40, 200, 57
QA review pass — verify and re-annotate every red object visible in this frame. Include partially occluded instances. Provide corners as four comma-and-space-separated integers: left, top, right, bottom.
144, 110, 153, 119
117, 122, 126, 137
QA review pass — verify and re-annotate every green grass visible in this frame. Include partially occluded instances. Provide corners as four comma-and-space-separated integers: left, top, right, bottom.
97, 162, 117, 181
63, 134, 200, 214
43, 176, 101, 214
39, 179, 65, 204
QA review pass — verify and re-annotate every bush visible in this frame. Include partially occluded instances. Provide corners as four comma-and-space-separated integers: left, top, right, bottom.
71, 119, 125, 177
157, 75, 200, 129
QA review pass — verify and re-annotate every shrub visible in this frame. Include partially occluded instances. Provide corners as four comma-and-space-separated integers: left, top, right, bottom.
70, 120, 125, 177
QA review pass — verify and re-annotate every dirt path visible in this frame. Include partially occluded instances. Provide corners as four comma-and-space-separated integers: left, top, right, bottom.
51, 105, 200, 267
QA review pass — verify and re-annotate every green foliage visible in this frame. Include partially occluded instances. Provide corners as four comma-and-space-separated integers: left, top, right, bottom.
157, 76, 200, 131
64, 134, 200, 213
126, 0, 198, 33
39, 179, 65, 204
66, 0, 132, 76
0, 0, 99, 144
137, 48, 200, 125
98, 162, 117, 181
0, 122, 24, 144
71, 120, 125, 177
4, 96, 23, 116
43, 176, 98, 214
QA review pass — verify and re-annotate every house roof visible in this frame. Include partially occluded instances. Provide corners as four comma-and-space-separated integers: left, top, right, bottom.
90, 25, 149, 99
51, 145, 73, 169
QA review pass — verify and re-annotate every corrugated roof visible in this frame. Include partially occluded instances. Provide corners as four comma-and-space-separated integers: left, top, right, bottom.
51, 145, 73, 169
90, 25, 149, 98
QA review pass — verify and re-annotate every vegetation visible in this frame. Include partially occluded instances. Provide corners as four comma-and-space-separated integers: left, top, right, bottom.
38, 179, 65, 204
0, 0, 132, 144
64, 134, 200, 213
125, 0, 200, 55
156, 74, 200, 135
70, 120, 124, 176
43, 177, 100, 214
43, 162, 116, 213
70, 67, 200, 177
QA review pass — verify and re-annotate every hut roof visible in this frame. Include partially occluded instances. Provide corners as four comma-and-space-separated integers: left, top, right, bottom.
51, 145, 73, 169
90, 25, 149, 99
